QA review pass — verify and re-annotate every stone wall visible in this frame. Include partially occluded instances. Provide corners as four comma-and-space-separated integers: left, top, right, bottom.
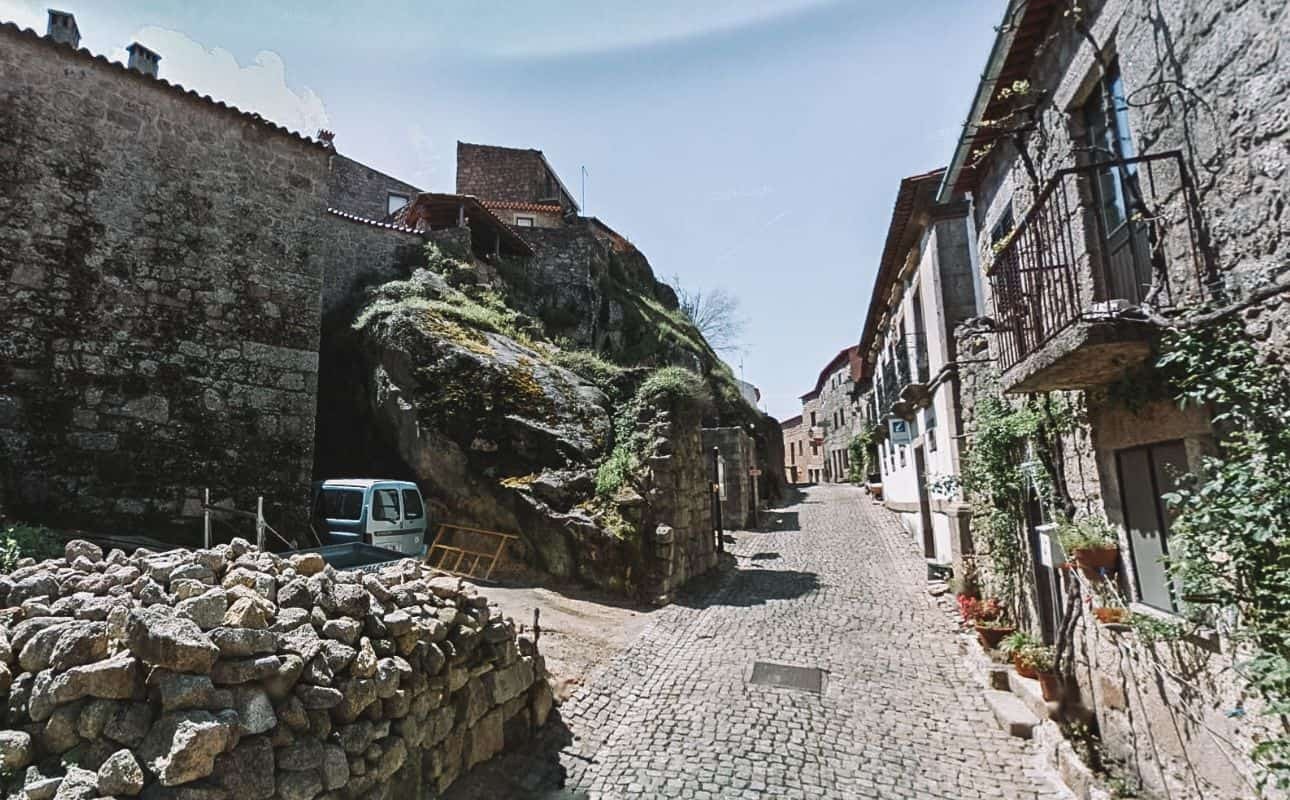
0, 538, 549, 800
327, 154, 421, 222
0, 25, 330, 539
702, 427, 753, 529
971, 0, 1290, 364
455, 143, 573, 210
638, 399, 717, 605
316, 213, 435, 317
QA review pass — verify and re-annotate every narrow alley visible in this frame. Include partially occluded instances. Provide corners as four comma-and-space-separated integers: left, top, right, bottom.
452, 485, 1071, 799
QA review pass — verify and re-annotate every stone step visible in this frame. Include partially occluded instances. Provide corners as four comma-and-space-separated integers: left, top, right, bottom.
984, 689, 1041, 739
1007, 669, 1059, 722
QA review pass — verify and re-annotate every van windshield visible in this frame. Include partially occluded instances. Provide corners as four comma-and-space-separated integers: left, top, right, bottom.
319, 488, 363, 521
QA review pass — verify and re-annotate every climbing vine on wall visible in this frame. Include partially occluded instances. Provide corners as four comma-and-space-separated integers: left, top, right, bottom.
960, 382, 1076, 618
1154, 320, 1290, 786
847, 422, 879, 483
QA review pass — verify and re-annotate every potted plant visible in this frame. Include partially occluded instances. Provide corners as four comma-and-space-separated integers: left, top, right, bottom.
1000, 631, 1040, 677
1094, 606, 1131, 625
1057, 517, 1120, 573
1018, 645, 1061, 701
968, 598, 1015, 649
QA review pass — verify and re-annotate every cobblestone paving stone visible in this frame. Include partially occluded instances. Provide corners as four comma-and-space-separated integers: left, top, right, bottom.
556, 484, 1072, 799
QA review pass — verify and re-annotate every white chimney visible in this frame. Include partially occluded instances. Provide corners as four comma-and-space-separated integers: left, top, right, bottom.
126, 42, 160, 77
45, 9, 80, 48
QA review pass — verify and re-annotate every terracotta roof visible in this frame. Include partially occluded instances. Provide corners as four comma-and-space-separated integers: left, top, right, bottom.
325, 208, 420, 234
857, 169, 945, 362
482, 200, 564, 214
0, 21, 328, 151
800, 345, 859, 401
938, 0, 1061, 200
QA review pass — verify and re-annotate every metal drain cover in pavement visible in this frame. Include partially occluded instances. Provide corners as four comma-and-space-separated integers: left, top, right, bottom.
749, 661, 824, 694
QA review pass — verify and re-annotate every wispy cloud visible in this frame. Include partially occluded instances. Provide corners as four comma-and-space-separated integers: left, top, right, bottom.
108, 26, 329, 137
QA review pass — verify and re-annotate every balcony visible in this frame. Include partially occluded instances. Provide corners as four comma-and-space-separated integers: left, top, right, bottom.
809, 426, 825, 444
876, 335, 930, 418
898, 332, 931, 406
987, 152, 1204, 393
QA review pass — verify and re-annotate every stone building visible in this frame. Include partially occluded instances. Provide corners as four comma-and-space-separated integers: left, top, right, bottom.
0, 16, 332, 538
934, 0, 1290, 795
779, 415, 807, 485
858, 168, 979, 568
455, 142, 578, 228
799, 346, 861, 484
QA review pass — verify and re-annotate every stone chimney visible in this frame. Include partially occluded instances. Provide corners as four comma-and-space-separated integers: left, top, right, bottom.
126, 42, 160, 77
45, 9, 80, 48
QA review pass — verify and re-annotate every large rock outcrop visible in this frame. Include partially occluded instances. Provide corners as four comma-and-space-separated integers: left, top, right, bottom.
0, 539, 550, 800
316, 220, 785, 599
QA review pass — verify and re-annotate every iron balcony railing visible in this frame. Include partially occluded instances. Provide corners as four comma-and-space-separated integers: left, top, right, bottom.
988, 151, 1204, 371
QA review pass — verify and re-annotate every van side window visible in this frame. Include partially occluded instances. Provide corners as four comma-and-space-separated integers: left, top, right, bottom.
372, 489, 401, 522
320, 488, 363, 520
401, 489, 424, 520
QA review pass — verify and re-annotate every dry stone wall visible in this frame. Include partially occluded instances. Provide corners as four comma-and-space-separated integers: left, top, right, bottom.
0, 539, 550, 800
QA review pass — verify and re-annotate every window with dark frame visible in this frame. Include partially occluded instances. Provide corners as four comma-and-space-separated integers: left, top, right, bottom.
515, 215, 535, 227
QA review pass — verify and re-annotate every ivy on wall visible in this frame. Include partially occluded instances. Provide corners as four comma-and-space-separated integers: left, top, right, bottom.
959, 378, 1075, 620
1154, 320, 1290, 786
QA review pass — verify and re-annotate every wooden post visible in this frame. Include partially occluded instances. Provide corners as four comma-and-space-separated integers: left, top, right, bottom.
203, 488, 211, 549
256, 496, 266, 550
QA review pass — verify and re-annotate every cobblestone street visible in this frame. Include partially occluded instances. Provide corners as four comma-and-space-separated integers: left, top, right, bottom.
544, 484, 1070, 799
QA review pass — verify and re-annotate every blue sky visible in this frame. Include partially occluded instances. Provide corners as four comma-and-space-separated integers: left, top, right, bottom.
1, 0, 1001, 420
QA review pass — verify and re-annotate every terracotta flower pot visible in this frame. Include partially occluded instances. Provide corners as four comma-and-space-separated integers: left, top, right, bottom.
1074, 546, 1119, 571
1037, 671, 1061, 701
1094, 607, 1130, 624
1012, 654, 1038, 679
975, 623, 1016, 650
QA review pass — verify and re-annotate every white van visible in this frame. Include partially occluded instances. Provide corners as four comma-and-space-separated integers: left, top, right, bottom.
309, 479, 428, 557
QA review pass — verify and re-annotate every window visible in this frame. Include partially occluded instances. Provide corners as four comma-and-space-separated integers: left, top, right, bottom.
387, 193, 409, 216
515, 216, 535, 227
1116, 441, 1187, 612
899, 447, 906, 468
839, 408, 845, 427
401, 489, 424, 520
990, 203, 1015, 247
925, 403, 937, 452
810, 411, 816, 426
371, 488, 401, 522
317, 488, 362, 521
811, 443, 819, 456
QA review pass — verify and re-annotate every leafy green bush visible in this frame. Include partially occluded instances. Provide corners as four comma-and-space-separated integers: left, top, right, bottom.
1, 523, 63, 573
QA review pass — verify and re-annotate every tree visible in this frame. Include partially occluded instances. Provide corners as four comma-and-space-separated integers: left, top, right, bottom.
670, 276, 745, 353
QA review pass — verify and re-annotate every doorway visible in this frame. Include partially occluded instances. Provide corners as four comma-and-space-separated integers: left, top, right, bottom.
913, 445, 935, 560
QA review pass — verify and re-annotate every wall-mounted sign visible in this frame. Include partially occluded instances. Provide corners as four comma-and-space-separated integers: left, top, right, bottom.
888, 418, 913, 446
